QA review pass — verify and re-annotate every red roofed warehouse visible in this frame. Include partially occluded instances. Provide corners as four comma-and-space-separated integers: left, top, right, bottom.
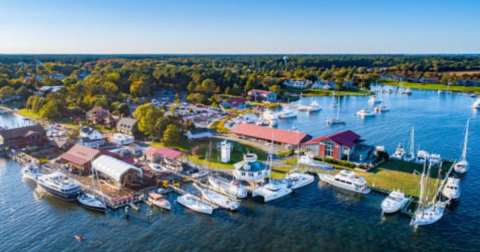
146, 147, 185, 172
0, 125, 47, 148
248, 89, 277, 102
231, 124, 311, 146
302, 130, 375, 163
59, 144, 101, 175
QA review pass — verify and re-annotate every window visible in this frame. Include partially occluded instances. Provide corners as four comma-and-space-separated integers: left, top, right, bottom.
324, 141, 335, 157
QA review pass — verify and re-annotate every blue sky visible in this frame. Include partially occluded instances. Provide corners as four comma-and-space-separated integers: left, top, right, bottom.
0, 0, 478, 54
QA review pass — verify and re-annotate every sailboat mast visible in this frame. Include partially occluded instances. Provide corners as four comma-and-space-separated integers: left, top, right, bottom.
418, 161, 426, 217
462, 119, 469, 161
410, 127, 415, 158
336, 97, 340, 120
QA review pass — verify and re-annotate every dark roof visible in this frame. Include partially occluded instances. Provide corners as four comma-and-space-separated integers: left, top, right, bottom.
50, 137, 69, 149
117, 118, 137, 131
0, 125, 45, 140
231, 124, 310, 145
188, 128, 210, 135
302, 130, 363, 148
226, 98, 245, 104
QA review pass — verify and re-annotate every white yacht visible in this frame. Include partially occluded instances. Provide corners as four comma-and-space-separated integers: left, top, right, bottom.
21, 162, 42, 182
318, 170, 371, 194
471, 98, 480, 109
381, 191, 409, 214
390, 143, 406, 160
177, 193, 214, 215
148, 193, 171, 211
194, 184, 240, 211
416, 150, 430, 164
356, 108, 375, 117
297, 155, 333, 170
278, 108, 298, 119
455, 119, 470, 174
252, 179, 292, 202
208, 176, 247, 199
429, 153, 442, 166
374, 105, 389, 113
442, 177, 461, 200
37, 172, 81, 202
307, 101, 322, 112
368, 96, 381, 104
285, 169, 315, 190
78, 193, 106, 212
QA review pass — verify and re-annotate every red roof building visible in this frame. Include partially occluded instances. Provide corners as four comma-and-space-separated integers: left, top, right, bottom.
302, 130, 365, 161
231, 124, 311, 145
247, 89, 277, 102
59, 144, 101, 174
146, 147, 185, 161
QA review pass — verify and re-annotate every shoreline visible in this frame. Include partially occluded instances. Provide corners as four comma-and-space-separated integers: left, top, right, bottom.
378, 81, 480, 93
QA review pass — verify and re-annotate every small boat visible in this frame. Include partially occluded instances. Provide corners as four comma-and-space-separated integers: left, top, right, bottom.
252, 179, 292, 202
192, 170, 209, 179
78, 193, 106, 212
405, 88, 412, 95
285, 169, 315, 190
437, 90, 444, 94
194, 184, 240, 211
75, 235, 84, 242
263, 109, 278, 121
455, 119, 470, 174
297, 155, 333, 170
307, 101, 322, 112
374, 105, 389, 113
429, 153, 441, 166
21, 162, 42, 182
37, 172, 81, 202
386, 88, 393, 94
208, 176, 247, 199
297, 105, 309, 112
356, 108, 375, 117
381, 191, 409, 214
390, 143, 406, 160
177, 193, 214, 215
278, 109, 298, 119
471, 98, 480, 109
368, 96, 381, 104
318, 170, 371, 194
326, 97, 345, 125
148, 192, 171, 210
442, 177, 461, 200
416, 150, 430, 164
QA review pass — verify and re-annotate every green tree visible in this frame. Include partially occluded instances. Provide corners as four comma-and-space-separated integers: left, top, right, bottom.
162, 124, 181, 147
133, 103, 163, 136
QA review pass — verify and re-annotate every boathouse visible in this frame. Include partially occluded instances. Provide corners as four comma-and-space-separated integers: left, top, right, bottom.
301, 130, 375, 163
92, 155, 143, 187
0, 125, 47, 148
231, 123, 311, 146
58, 144, 100, 174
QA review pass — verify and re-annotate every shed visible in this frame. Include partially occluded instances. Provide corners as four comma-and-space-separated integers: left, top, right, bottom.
92, 155, 143, 187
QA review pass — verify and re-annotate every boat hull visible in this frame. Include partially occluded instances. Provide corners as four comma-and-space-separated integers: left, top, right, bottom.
177, 195, 213, 215
319, 174, 370, 194
39, 184, 80, 202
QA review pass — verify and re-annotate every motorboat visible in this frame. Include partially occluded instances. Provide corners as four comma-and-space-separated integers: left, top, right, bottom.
148, 192, 171, 210
381, 191, 409, 214
307, 101, 322, 112
386, 88, 393, 94
471, 98, 480, 109
177, 193, 214, 215
252, 179, 292, 202
356, 108, 375, 117
405, 88, 412, 95
390, 143, 406, 160
416, 150, 430, 164
429, 153, 442, 166
37, 172, 81, 202
21, 162, 42, 182
455, 119, 470, 174
285, 169, 315, 190
194, 184, 240, 211
438, 90, 444, 94
148, 162, 169, 172
442, 177, 461, 200
318, 170, 371, 194
368, 96, 381, 105
192, 170, 209, 179
278, 109, 298, 119
208, 176, 248, 199
374, 105, 389, 113
297, 155, 333, 170
78, 193, 106, 212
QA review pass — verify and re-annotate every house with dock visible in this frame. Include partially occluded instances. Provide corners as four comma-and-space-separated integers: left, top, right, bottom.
301, 130, 375, 163
0, 125, 47, 148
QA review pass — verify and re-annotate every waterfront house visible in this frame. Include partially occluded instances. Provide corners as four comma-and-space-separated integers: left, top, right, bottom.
226, 98, 246, 108
117, 118, 138, 136
92, 155, 143, 187
282, 79, 312, 90
0, 125, 47, 148
58, 144, 100, 175
301, 130, 375, 163
185, 128, 213, 141
247, 89, 278, 102
86, 107, 110, 125
231, 123, 311, 146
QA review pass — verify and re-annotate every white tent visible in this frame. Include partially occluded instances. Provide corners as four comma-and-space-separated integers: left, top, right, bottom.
92, 155, 143, 186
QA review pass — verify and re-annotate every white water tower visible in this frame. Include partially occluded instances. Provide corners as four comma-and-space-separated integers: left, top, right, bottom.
220, 140, 232, 163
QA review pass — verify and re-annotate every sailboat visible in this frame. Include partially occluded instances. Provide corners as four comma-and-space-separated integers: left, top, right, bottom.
405, 127, 415, 161
326, 96, 345, 125
297, 92, 309, 111
410, 162, 447, 226
454, 119, 470, 174
78, 153, 106, 213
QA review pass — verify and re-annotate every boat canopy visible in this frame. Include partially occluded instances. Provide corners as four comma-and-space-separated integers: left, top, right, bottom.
92, 155, 143, 186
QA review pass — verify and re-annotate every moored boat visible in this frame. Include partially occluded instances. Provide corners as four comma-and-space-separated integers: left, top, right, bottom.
78, 193, 106, 212
37, 172, 81, 202
318, 170, 370, 194
442, 177, 461, 200
252, 179, 292, 202
285, 169, 314, 190
208, 176, 247, 199
356, 108, 375, 117
381, 191, 409, 214
21, 162, 42, 182
177, 193, 214, 215
148, 192, 171, 210
390, 143, 406, 160
307, 101, 322, 112
454, 119, 470, 174
194, 184, 239, 211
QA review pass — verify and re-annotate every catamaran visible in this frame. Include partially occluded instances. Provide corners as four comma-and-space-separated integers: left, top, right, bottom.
326, 97, 345, 125
381, 191, 409, 214
454, 119, 470, 174
318, 170, 371, 194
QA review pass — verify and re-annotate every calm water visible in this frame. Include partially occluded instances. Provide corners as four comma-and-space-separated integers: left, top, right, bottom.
1, 86, 480, 252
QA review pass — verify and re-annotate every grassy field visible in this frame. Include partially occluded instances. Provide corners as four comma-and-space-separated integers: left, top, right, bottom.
17, 108, 43, 120
380, 80, 480, 93
151, 137, 268, 169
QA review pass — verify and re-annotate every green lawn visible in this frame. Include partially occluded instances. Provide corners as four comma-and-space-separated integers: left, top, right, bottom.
380, 80, 480, 93
17, 108, 43, 120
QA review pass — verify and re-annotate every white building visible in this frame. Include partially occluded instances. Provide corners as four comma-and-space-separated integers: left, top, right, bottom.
282, 79, 312, 90
219, 140, 232, 163
92, 155, 143, 187
80, 127, 102, 140
110, 133, 135, 146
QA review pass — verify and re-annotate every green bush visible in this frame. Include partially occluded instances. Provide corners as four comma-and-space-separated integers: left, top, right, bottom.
314, 156, 356, 168
276, 149, 294, 158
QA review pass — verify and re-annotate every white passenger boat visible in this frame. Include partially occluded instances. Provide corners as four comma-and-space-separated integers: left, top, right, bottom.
21, 162, 42, 182
381, 191, 409, 214
356, 108, 375, 117
368, 96, 381, 104
177, 193, 214, 215
194, 184, 240, 211
37, 172, 81, 202
78, 193, 106, 212
297, 155, 333, 170
471, 98, 480, 109
148, 192, 171, 210
252, 179, 292, 202
318, 170, 371, 194
285, 169, 314, 190
307, 101, 322, 112
390, 143, 406, 160
208, 176, 247, 199
454, 119, 470, 174
278, 109, 298, 119
416, 150, 430, 164
442, 177, 461, 200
